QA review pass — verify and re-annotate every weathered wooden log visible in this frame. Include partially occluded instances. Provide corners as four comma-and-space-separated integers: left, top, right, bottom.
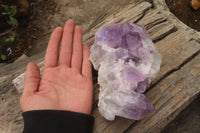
126, 50, 200, 133
91, 21, 200, 133
6, 0, 200, 133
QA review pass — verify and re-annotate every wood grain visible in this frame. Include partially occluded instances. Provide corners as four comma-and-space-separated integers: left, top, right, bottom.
126, 49, 200, 133
9, 1, 200, 133
90, 3, 200, 133
83, 1, 152, 46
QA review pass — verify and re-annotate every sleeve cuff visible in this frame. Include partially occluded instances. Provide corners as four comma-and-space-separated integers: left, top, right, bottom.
22, 110, 94, 133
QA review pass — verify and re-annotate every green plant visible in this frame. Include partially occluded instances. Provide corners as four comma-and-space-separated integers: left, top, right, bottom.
2, 5, 18, 42
5, 35, 15, 42
2, 5, 18, 27
0, 46, 6, 60
5, 32, 15, 42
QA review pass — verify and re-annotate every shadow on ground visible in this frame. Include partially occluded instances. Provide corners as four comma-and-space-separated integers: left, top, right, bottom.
162, 95, 200, 133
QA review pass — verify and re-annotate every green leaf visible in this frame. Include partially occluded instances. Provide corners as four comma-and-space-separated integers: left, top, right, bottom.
10, 36, 15, 41
5, 39, 9, 42
1, 55, 6, 60
10, 16, 15, 21
8, 11, 12, 15
5, 38, 10, 42
7, 20, 13, 26
9, 16, 18, 26
2, 12, 8, 15
5, 35, 15, 42
5, 37, 13, 42
3, 5, 9, 12
11, 7, 17, 16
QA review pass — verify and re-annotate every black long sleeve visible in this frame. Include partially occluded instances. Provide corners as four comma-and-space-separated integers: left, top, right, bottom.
22, 110, 94, 133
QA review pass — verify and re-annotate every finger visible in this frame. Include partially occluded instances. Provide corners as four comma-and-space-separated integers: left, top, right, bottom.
82, 45, 92, 80
71, 26, 83, 73
23, 62, 40, 95
59, 19, 75, 67
44, 27, 63, 69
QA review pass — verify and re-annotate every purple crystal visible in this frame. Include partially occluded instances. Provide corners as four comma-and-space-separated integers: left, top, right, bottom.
121, 67, 145, 83
135, 79, 149, 93
122, 93, 155, 120
90, 22, 161, 120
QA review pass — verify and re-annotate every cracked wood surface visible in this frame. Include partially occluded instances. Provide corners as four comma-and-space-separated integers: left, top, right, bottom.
2, 1, 200, 132
90, 4, 200, 133
127, 49, 200, 133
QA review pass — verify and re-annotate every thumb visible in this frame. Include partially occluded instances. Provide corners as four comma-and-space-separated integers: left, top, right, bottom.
23, 62, 40, 95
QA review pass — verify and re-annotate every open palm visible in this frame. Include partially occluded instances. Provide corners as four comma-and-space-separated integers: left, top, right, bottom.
20, 20, 93, 115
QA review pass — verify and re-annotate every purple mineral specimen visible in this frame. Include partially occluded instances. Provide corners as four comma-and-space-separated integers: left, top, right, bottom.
90, 22, 161, 120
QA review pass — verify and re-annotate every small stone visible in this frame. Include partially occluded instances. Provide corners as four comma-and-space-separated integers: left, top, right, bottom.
190, 0, 200, 10
90, 22, 161, 120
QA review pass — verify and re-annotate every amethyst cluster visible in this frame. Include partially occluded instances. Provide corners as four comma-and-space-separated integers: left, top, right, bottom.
90, 23, 161, 120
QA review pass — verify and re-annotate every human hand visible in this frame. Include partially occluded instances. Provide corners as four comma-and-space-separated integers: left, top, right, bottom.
20, 19, 93, 115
